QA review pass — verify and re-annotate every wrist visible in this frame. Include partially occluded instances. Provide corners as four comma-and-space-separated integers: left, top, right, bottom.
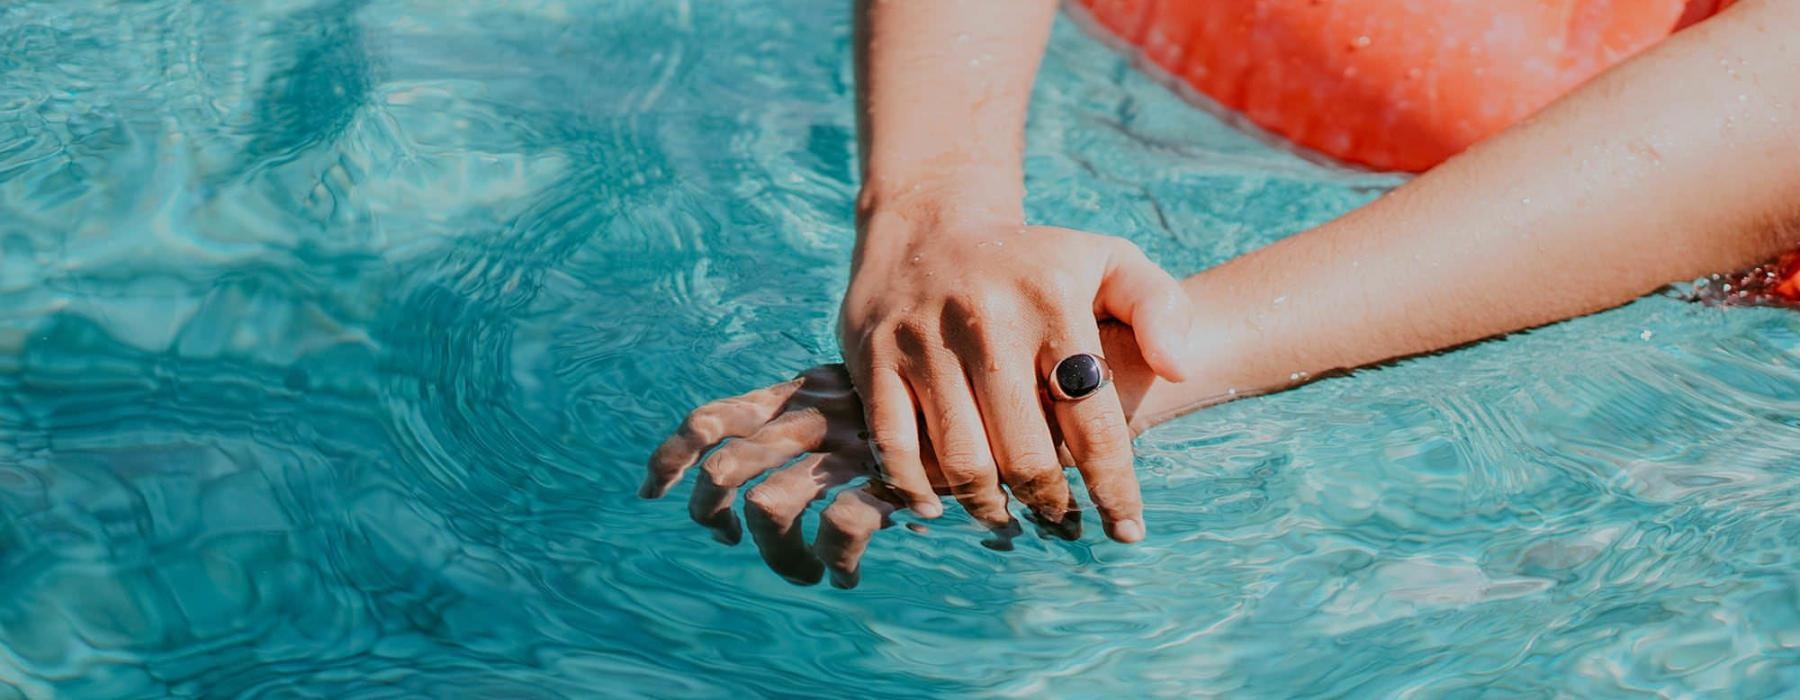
855, 166, 1025, 235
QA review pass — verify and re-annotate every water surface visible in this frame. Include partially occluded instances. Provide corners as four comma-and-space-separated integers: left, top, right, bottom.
4, 1, 1800, 696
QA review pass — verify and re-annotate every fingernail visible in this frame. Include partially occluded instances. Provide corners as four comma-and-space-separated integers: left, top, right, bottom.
1113, 518, 1145, 543
914, 499, 944, 518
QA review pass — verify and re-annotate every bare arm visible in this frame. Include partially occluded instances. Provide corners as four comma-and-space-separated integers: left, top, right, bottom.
1130, 0, 1800, 427
836, 0, 1189, 544
852, 0, 1051, 225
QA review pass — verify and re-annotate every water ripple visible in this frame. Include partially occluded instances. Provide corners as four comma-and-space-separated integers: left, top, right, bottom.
4, 0, 1800, 697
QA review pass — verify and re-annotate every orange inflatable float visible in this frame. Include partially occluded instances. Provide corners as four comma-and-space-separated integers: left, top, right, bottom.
1073, 0, 1737, 172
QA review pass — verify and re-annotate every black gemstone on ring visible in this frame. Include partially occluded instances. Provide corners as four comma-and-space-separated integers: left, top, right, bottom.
1054, 354, 1106, 399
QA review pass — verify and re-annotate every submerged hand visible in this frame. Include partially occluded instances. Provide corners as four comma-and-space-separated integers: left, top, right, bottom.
641, 365, 920, 587
642, 325, 1162, 588
841, 208, 1190, 543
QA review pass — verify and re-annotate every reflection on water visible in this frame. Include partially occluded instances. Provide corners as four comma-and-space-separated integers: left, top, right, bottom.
3, 0, 1799, 696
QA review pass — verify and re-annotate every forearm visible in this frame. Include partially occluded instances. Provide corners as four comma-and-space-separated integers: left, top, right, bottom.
853, 0, 1055, 237
1117, 0, 1800, 429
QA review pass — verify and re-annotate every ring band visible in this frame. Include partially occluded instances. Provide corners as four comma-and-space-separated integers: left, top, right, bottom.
1048, 353, 1112, 401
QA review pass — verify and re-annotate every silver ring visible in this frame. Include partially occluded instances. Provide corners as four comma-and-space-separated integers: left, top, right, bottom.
1048, 353, 1112, 401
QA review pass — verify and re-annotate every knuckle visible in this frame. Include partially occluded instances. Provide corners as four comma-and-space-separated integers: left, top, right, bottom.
942, 291, 983, 321
827, 490, 882, 530
698, 448, 739, 487
744, 485, 791, 526
1076, 411, 1130, 449
1018, 278, 1069, 316
1029, 271, 1084, 310
1109, 236, 1147, 258
1003, 449, 1063, 480
946, 287, 1018, 322
845, 323, 881, 360
869, 431, 919, 462
679, 407, 724, 441
1085, 433, 1132, 461
934, 440, 989, 472
889, 319, 933, 356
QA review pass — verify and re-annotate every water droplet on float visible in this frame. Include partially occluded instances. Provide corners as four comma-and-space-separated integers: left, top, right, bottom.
1350, 35, 1371, 50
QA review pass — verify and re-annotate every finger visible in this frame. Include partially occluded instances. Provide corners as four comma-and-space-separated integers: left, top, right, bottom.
744, 454, 868, 585
858, 367, 942, 517
643, 378, 806, 498
814, 483, 900, 589
688, 408, 826, 544
1096, 240, 1191, 382
906, 356, 1014, 532
966, 353, 1080, 539
1045, 340, 1145, 544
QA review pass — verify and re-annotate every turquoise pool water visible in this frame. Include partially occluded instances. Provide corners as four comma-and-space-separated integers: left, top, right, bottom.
5, 1, 1800, 696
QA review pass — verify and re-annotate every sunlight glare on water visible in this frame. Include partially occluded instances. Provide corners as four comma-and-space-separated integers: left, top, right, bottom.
3, 1, 1800, 697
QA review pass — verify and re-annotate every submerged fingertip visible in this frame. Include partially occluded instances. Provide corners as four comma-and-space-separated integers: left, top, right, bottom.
1111, 518, 1145, 543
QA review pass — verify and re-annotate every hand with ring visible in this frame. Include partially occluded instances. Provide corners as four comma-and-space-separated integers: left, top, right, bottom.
642, 324, 1165, 587
840, 213, 1192, 544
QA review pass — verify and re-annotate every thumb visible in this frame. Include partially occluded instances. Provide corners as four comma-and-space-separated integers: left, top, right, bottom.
1095, 242, 1192, 382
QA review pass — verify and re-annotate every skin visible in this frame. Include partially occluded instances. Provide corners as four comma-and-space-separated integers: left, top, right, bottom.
645, 0, 1800, 586
840, 0, 1192, 544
